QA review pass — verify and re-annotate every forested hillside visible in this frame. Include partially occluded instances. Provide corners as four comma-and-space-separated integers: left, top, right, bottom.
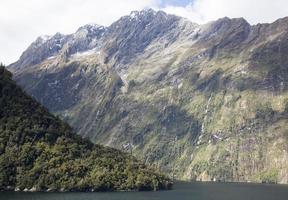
0, 64, 171, 192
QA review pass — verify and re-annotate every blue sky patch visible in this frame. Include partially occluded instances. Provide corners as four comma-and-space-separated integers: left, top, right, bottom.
158, 0, 192, 7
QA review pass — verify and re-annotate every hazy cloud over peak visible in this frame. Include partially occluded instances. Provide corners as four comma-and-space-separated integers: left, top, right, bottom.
162, 0, 288, 25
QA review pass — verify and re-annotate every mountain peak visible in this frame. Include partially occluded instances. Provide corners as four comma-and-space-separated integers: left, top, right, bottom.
76, 23, 106, 33
38, 35, 51, 42
129, 8, 156, 19
33, 35, 51, 47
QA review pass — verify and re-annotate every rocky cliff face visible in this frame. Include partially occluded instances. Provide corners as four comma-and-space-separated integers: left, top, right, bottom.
9, 9, 288, 183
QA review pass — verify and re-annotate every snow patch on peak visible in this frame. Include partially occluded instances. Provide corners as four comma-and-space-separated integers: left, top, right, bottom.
46, 55, 56, 60
71, 48, 100, 59
39, 35, 51, 42
34, 35, 52, 46
130, 11, 138, 19
129, 9, 156, 20
86, 23, 103, 28
77, 23, 105, 32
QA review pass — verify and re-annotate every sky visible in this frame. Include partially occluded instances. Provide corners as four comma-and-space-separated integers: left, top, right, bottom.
1, 0, 288, 65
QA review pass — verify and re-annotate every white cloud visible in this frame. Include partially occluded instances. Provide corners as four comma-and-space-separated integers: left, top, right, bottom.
1, 0, 288, 65
163, 0, 288, 25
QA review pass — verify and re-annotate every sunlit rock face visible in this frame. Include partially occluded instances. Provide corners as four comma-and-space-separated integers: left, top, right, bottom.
9, 9, 288, 184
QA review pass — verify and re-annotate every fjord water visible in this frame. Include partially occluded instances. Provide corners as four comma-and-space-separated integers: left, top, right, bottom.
1, 182, 288, 200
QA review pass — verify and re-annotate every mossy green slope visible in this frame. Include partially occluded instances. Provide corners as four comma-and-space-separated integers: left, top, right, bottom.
0, 65, 171, 192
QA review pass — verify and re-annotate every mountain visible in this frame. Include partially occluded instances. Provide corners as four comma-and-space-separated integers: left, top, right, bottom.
9, 9, 288, 184
0, 64, 171, 192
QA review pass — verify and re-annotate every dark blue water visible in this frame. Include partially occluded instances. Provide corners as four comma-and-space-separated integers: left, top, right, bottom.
1, 181, 288, 200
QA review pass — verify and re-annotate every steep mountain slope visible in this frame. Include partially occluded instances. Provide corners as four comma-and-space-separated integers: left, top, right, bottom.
9, 9, 288, 183
0, 65, 171, 192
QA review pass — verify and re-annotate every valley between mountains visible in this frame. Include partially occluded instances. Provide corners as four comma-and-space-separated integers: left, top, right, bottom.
9, 9, 288, 184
